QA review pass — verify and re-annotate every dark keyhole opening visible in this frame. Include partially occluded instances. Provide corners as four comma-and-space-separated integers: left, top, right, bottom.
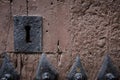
25, 25, 31, 43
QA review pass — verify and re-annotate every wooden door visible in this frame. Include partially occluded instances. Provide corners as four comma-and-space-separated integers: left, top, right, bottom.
0, 0, 120, 80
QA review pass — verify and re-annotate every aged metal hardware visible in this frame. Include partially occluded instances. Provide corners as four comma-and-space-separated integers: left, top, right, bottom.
14, 16, 42, 52
42, 72, 50, 80
97, 55, 119, 80
74, 73, 83, 80
0, 52, 20, 80
34, 53, 58, 80
68, 56, 87, 80
105, 73, 116, 80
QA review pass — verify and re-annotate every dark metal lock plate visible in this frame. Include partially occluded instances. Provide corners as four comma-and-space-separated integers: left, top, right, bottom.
0, 52, 20, 80
14, 16, 42, 52
97, 55, 119, 80
34, 53, 58, 80
68, 56, 87, 80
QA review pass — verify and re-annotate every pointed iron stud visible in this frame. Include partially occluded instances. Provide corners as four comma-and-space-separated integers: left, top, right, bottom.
67, 56, 87, 80
97, 55, 119, 80
0, 52, 20, 80
34, 53, 58, 80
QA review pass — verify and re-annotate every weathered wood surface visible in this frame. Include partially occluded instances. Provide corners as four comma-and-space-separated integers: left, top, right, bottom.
0, 0, 11, 53
0, 0, 120, 80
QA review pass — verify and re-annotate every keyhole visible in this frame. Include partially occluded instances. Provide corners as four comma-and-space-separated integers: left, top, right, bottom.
25, 25, 31, 43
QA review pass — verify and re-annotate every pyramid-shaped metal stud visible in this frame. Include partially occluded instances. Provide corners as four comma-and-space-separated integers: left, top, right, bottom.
34, 53, 58, 80
0, 52, 20, 80
97, 55, 119, 80
68, 56, 87, 80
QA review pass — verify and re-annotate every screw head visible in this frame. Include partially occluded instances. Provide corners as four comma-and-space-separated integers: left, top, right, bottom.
42, 72, 50, 80
74, 73, 82, 80
105, 73, 115, 80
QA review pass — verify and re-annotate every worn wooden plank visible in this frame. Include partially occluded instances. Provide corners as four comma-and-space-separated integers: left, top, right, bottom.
6, 0, 28, 80
8, 52, 58, 80
28, 0, 71, 52
1, 0, 119, 80
0, 1, 11, 53
12, 0, 27, 15
6, 0, 27, 52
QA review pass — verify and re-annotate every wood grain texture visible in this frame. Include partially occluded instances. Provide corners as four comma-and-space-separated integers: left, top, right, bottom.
28, 0, 71, 52
0, 0, 120, 80
0, 1, 11, 53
